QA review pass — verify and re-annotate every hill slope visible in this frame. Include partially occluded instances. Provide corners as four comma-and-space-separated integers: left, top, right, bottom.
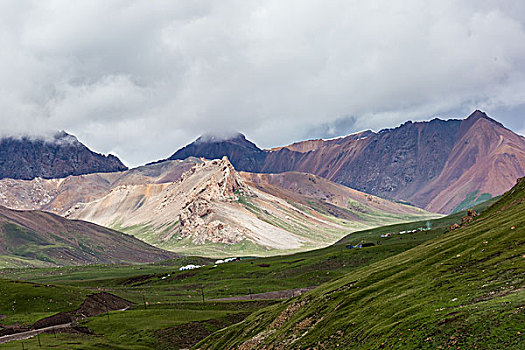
198, 177, 525, 349
415, 113, 525, 212
167, 111, 525, 213
0, 131, 127, 180
0, 206, 176, 268
0, 158, 437, 257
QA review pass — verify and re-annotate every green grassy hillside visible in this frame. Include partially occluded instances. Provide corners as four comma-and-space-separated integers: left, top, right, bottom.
0, 192, 512, 349
197, 180, 525, 349
0, 206, 176, 268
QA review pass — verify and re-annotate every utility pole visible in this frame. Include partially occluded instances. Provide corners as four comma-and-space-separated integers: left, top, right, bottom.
142, 294, 147, 310
37, 332, 42, 347
201, 287, 205, 304
105, 301, 110, 321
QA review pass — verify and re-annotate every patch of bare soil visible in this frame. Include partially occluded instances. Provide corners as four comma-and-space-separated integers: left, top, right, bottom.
1, 292, 133, 344
32, 312, 73, 330
34, 293, 133, 330
155, 313, 248, 349
76, 292, 134, 317
0, 325, 30, 337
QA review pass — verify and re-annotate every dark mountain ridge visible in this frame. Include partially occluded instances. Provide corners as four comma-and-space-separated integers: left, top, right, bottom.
168, 132, 265, 172
0, 131, 127, 180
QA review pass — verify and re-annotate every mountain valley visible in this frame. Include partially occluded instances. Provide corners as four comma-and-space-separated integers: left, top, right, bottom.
0, 111, 523, 349
0, 157, 436, 258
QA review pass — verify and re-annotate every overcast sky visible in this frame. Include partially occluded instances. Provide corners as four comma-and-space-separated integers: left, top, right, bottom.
1, 1, 524, 167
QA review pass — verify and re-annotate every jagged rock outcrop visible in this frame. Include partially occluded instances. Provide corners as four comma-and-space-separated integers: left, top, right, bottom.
0, 131, 127, 180
178, 157, 254, 244
449, 209, 478, 231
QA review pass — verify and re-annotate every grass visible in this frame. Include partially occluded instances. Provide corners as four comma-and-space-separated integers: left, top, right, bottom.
0, 279, 87, 325
452, 190, 493, 213
0, 301, 276, 349
197, 181, 524, 349
0, 187, 516, 349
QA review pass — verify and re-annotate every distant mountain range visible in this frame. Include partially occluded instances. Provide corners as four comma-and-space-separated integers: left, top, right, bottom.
167, 111, 525, 213
0, 131, 127, 180
0, 110, 523, 216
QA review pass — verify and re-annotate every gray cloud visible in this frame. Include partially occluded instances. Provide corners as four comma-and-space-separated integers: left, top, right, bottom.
0, 0, 524, 166
306, 115, 359, 140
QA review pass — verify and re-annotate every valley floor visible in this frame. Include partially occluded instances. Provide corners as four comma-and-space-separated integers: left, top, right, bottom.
0, 196, 522, 349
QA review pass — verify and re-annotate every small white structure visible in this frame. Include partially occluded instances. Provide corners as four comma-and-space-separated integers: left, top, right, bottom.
214, 257, 238, 265
179, 264, 204, 271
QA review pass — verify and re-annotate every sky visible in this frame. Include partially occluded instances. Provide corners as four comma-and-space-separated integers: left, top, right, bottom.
1, 1, 525, 167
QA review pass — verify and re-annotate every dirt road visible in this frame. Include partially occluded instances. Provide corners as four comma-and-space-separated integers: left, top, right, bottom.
212, 287, 316, 301
0, 323, 72, 344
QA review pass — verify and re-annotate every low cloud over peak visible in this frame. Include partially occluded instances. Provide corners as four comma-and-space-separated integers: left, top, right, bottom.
0, 1, 524, 166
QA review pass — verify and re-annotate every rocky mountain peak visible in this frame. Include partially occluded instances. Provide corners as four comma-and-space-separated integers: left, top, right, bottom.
169, 132, 265, 172
456, 110, 505, 140
178, 156, 254, 244
193, 132, 260, 151
465, 109, 504, 126
0, 131, 127, 180
467, 109, 489, 120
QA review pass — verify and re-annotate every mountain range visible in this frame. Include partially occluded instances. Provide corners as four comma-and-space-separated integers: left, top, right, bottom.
167, 110, 525, 213
0, 131, 127, 180
0, 109, 523, 259
0, 157, 436, 257
1, 110, 522, 215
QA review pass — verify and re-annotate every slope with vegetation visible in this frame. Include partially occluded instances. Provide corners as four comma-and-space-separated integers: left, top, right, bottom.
0, 199, 497, 348
197, 178, 525, 349
0, 206, 177, 268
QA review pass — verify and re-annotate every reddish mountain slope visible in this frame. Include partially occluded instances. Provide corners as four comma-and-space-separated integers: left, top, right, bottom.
241, 171, 427, 217
414, 113, 525, 212
165, 110, 525, 213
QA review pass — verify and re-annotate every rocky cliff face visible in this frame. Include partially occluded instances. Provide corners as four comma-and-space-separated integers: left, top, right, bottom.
177, 157, 255, 244
0, 131, 127, 180
165, 111, 525, 213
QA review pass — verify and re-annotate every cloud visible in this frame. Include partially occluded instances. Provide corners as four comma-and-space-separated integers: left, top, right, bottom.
0, 0, 525, 166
